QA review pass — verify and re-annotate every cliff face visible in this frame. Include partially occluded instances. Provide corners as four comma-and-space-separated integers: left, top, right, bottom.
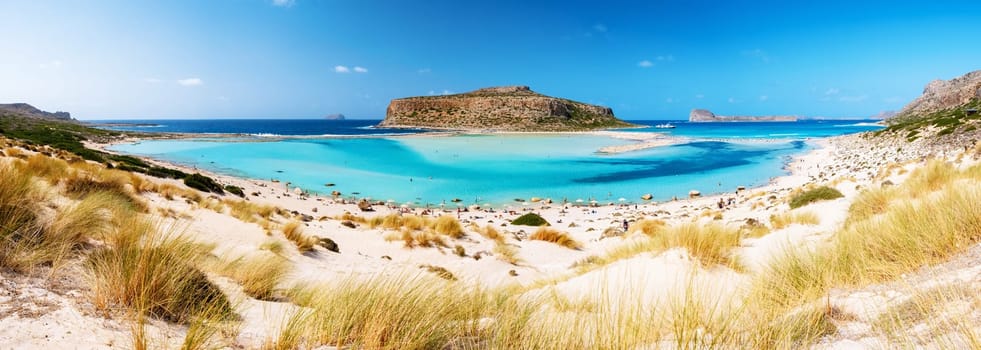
890, 70, 981, 125
0, 103, 73, 121
380, 86, 634, 131
689, 109, 797, 122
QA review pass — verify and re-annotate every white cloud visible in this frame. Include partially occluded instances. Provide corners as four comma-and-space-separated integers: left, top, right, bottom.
177, 78, 203, 86
144, 78, 162, 84
353, 66, 368, 73
741, 49, 770, 63
637, 60, 653, 68
824, 88, 840, 96
38, 60, 63, 69
759, 95, 769, 101
592, 24, 607, 32
839, 95, 868, 102
334, 65, 350, 73
417, 68, 431, 74
271, 0, 295, 7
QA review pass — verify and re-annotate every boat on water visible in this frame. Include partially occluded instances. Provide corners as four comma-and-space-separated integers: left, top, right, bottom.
654, 123, 676, 129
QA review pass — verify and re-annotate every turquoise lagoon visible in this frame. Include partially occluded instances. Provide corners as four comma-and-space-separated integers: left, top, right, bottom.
105, 120, 882, 206
110, 134, 810, 206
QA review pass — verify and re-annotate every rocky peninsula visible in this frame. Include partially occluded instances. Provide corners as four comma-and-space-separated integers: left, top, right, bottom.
379, 86, 635, 131
689, 108, 797, 122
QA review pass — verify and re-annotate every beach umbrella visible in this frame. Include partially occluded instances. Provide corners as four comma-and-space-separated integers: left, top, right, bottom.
618, 197, 627, 202
387, 199, 396, 203
575, 199, 584, 203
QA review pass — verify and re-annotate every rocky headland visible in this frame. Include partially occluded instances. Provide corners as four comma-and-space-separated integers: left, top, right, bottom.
689, 108, 797, 122
0, 103, 73, 120
379, 86, 635, 131
890, 69, 981, 124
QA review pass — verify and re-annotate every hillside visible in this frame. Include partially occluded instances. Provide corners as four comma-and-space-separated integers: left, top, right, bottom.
878, 70, 981, 147
379, 86, 635, 131
0, 103, 73, 120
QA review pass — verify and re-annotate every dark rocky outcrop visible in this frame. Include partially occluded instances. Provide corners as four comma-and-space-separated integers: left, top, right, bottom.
689, 109, 797, 122
380, 86, 635, 131
324, 113, 346, 120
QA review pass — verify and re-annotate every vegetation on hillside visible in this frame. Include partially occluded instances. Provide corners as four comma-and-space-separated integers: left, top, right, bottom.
877, 98, 981, 140
0, 112, 226, 194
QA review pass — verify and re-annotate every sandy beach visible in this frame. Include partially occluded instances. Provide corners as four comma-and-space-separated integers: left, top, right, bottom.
1, 128, 976, 349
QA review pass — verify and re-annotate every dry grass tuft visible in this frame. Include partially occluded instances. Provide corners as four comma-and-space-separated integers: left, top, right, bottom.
654, 223, 742, 268
530, 227, 582, 250
281, 221, 316, 252
16, 153, 69, 181
86, 217, 232, 324
220, 252, 291, 300
627, 219, 666, 236
479, 225, 505, 243
769, 210, 820, 230
431, 215, 464, 238
494, 240, 521, 265
284, 274, 486, 349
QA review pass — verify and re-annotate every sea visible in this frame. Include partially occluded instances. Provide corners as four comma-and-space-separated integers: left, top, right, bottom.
93, 119, 883, 207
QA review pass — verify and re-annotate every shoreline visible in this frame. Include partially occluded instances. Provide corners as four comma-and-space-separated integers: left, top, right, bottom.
85, 131, 836, 215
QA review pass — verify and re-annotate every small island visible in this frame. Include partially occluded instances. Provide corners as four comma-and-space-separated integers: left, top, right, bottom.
324, 113, 346, 120
689, 108, 797, 122
379, 86, 636, 131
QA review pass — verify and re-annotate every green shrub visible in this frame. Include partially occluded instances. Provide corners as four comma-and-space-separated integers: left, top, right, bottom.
224, 185, 245, 197
184, 173, 224, 194
789, 186, 843, 209
511, 213, 550, 226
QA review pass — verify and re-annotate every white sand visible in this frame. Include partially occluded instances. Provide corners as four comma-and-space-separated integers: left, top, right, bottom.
3, 132, 973, 348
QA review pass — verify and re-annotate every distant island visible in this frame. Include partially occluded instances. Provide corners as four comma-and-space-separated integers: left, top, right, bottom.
379, 86, 636, 131
324, 113, 346, 120
689, 109, 797, 122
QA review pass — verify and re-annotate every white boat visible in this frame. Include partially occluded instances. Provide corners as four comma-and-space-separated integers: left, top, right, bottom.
654, 123, 675, 129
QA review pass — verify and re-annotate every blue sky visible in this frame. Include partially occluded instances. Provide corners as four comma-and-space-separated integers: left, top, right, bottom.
1, 0, 979, 120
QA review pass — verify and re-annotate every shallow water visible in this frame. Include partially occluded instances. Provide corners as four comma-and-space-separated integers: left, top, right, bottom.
106, 119, 881, 206
112, 135, 807, 206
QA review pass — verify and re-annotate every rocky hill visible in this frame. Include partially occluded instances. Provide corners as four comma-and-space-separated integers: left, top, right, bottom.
877, 70, 981, 150
689, 109, 797, 122
889, 70, 981, 125
379, 86, 634, 131
0, 103, 73, 120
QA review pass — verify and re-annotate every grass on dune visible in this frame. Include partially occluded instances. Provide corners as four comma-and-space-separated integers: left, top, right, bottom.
654, 223, 742, 268
872, 283, 981, 347
281, 221, 316, 252
769, 210, 820, 230
747, 159, 981, 346
86, 217, 233, 324
574, 222, 743, 273
371, 214, 468, 249
0, 164, 125, 273
529, 227, 582, 250
283, 274, 487, 349
478, 224, 505, 243
788, 186, 843, 209
219, 251, 291, 301
626, 219, 666, 236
